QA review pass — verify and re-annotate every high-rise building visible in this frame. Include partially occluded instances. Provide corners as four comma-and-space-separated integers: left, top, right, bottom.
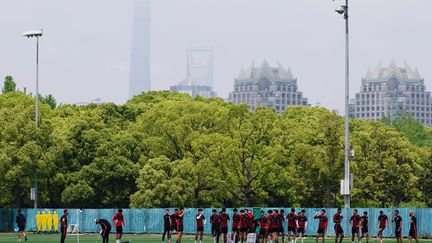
129, 0, 151, 98
187, 47, 214, 88
229, 60, 309, 113
349, 61, 432, 125
170, 47, 216, 98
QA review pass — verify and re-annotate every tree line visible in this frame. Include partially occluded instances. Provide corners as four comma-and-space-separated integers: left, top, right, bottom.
1, 77, 432, 209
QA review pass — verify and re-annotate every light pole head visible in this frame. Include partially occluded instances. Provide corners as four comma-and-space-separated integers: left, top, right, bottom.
23, 29, 43, 38
335, 5, 346, 15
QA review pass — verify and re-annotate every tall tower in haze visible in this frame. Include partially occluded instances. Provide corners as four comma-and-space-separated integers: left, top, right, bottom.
129, 0, 151, 98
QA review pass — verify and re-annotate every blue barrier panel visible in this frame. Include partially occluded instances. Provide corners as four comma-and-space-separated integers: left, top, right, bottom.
0, 208, 430, 237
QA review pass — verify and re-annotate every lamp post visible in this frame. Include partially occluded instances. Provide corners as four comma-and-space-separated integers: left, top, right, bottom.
23, 29, 43, 209
335, 0, 350, 208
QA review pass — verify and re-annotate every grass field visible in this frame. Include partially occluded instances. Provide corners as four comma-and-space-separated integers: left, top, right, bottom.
1, 234, 432, 243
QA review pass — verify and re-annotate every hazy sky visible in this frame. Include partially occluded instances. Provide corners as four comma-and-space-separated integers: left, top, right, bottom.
1, 0, 431, 112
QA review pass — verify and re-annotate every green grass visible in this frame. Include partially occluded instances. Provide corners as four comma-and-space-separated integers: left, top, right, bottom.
0, 234, 431, 243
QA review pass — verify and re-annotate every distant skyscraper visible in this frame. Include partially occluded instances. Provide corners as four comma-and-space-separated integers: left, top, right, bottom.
170, 47, 216, 98
187, 47, 214, 88
229, 60, 309, 113
349, 61, 432, 125
129, 0, 151, 98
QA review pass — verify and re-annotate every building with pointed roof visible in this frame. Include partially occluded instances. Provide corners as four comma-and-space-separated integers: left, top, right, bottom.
349, 61, 432, 125
229, 60, 309, 113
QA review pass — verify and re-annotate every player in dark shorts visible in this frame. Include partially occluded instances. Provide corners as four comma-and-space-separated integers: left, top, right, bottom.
350, 209, 362, 243
246, 209, 255, 233
333, 208, 344, 243
408, 211, 419, 243
220, 208, 230, 243
361, 212, 369, 243
258, 211, 269, 243
176, 208, 185, 243
314, 209, 328, 243
211, 209, 221, 243
278, 210, 285, 243
297, 210, 308, 243
195, 209, 206, 243
238, 210, 247, 243
286, 208, 297, 243
60, 209, 69, 243
163, 209, 171, 243
16, 209, 27, 242
375, 211, 388, 243
112, 209, 125, 243
95, 218, 112, 243
266, 210, 274, 243
270, 210, 280, 243
392, 210, 403, 243
170, 209, 178, 240
231, 209, 240, 243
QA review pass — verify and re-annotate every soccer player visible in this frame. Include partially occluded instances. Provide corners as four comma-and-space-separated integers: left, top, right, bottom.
271, 210, 281, 243
257, 211, 269, 243
16, 209, 27, 242
376, 210, 388, 243
408, 211, 418, 243
361, 212, 369, 243
112, 209, 125, 243
60, 209, 69, 243
286, 208, 297, 243
246, 209, 255, 233
350, 209, 362, 243
211, 209, 221, 243
170, 209, 178, 240
95, 218, 111, 243
297, 210, 308, 243
239, 210, 248, 243
163, 209, 171, 243
176, 208, 185, 243
314, 209, 328, 243
333, 208, 344, 243
220, 208, 231, 243
231, 208, 240, 243
392, 210, 403, 243
195, 209, 206, 243
279, 209, 286, 243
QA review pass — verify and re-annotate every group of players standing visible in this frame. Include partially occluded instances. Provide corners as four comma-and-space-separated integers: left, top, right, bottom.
162, 208, 420, 243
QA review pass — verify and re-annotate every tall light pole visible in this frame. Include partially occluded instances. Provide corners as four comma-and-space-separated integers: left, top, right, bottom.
23, 29, 43, 209
335, 0, 350, 208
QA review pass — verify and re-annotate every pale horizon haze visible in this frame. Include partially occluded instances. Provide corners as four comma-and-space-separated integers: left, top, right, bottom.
1, 0, 431, 112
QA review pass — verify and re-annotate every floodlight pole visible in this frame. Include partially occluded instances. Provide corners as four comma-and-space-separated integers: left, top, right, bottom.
24, 29, 43, 209
343, 0, 351, 209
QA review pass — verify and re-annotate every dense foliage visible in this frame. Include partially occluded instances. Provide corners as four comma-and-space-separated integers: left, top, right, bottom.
1, 85, 432, 208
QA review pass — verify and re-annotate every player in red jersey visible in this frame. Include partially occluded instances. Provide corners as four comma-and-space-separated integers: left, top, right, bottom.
333, 208, 344, 243
220, 208, 231, 243
246, 209, 255, 233
350, 209, 362, 243
112, 208, 125, 243
211, 209, 221, 243
360, 212, 369, 243
169, 209, 179, 241
258, 211, 269, 243
239, 210, 248, 243
297, 210, 308, 243
176, 208, 185, 243
375, 211, 388, 243
60, 209, 69, 243
271, 210, 280, 243
286, 208, 297, 243
314, 209, 328, 243
231, 209, 240, 243
195, 209, 206, 243
279, 209, 286, 243
408, 211, 419, 243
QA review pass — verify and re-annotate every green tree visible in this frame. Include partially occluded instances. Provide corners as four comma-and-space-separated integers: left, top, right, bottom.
2, 76, 17, 94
